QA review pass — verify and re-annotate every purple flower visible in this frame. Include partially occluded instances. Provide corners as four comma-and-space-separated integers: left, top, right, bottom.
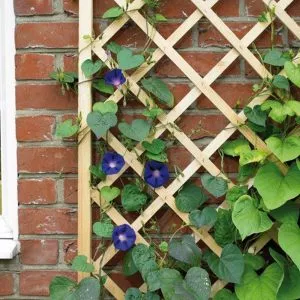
104, 69, 126, 88
102, 151, 125, 175
144, 160, 169, 188
112, 224, 136, 251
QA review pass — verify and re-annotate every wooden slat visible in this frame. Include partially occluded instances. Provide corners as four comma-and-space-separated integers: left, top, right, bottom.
78, 0, 93, 281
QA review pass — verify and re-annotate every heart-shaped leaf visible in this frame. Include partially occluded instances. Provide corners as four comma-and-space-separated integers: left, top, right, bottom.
254, 163, 300, 209
269, 202, 299, 224
118, 119, 151, 142
285, 61, 300, 88
93, 100, 118, 114
261, 100, 295, 123
117, 48, 145, 70
87, 112, 117, 138
201, 174, 228, 198
93, 79, 114, 94
239, 149, 268, 166
142, 139, 166, 154
100, 186, 120, 203
189, 207, 217, 228
235, 264, 283, 300
93, 221, 114, 237
222, 139, 251, 157
49, 276, 77, 300
72, 277, 101, 300
141, 77, 174, 107
132, 244, 156, 272
121, 184, 148, 212
103, 6, 124, 19
145, 151, 168, 162
264, 49, 290, 66
272, 75, 290, 91
244, 105, 267, 127
266, 135, 300, 162
71, 255, 95, 272
279, 222, 300, 271
81, 59, 102, 78
204, 244, 244, 283
175, 183, 207, 213
244, 253, 265, 271
123, 249, 138, 276
214, 289, 238, 300
169, 235, 202, 266
55, 119, 79, 138
225, 185, 248, 205
232, 195, 273, 240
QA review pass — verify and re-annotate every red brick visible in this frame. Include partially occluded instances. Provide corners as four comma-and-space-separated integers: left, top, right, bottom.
212, 0, 240, 17
199, 22, 284, 48
155, 52, 240, 77
16, 23, 78, 49
14, 0, 53, 15
287, 1, 300, 17
177, 114, 228, 139
18, 147, 77, 173
20, 271, 76, 296
64, 54, 78, 72
20, 240, 59, 265
245, 0, 265, 16
19, 208, 77, 234
16, 84, 77, 110
15, 53, 55, 80
63, 0, 114, 17
16, 115, 55, 142
63, 240, 77, 263
0, 273, 14, 296
64, 178, 78, 204
18, 178, 56, 205
157, 0, 196, 19
197, 82, 253, 109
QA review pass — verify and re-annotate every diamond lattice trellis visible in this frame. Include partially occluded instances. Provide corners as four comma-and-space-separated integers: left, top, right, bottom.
77, 0, 300, 298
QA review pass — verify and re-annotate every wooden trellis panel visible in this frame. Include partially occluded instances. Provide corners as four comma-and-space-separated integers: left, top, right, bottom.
78, 0, 300, 298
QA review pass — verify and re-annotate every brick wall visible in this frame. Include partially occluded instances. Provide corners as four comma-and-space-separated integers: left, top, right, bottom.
0, 0, 299, 298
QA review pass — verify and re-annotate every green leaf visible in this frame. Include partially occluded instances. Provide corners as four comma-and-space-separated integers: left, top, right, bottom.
214, 289, 238, 300
159, 268, 183, 300
118, 119, 151, 142
132, 244, 156, 272
125, 288, 142, 300
169, 235, 202, 266
81, 59, 102, 78
155, 13, 167, 21
100, 186, 120, 203
272, 75, 290, 91
87, 112, 117, 138
244, 105, 267, 127
235, 264, 284, 300
49, 276, 77, 300
71, 255, 95, 272
121, 184, 148, 212
93, 79, 114, 94
123, 249, 138, 276
286, 100, 300, 116
254, 163, 300, 209
50, 276, 101, 300
189, 207, 217, 228
175, 183, 207, 213
232, 195, 273, 240
261, 100, 294, 123
269, 202, 299, 224
107, 41, 123, 54
264, 49, 290, 66
93, 100, 118, 114
142, 139, 165, 154
93, 221, 114, 238
90, 165, 106, 181
159, 241, 168, 253
143, 107, 164, 119
213, 209, 239, 247
278, 222, 300, 271
225, 185, 248, 205
55, 119, 79, 138
237, 164, 257, 183
222, 139, 251, 157
265, 135, 300, 162
239, 150, 268, 166
145, 151, 168, 162
103, 6, 124, 19
244, 253, 265, 271
141, 77, 174, 107
201, 174, 228, 198
141, 260, 159, 281
204, 244, 244, 283
284, 61, 300, 88
117, 48, 145, 70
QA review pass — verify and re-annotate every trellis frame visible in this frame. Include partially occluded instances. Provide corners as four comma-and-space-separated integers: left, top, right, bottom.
78, 0, 300, 298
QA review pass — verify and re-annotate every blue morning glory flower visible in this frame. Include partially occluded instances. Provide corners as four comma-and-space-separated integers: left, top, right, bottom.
112, 224, 136, 251
102, 151, 125, 175
104, 69, 126, 88
144, 160, 170, 188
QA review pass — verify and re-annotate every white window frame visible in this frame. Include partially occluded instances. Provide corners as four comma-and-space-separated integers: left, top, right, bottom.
0, 0, 19, 258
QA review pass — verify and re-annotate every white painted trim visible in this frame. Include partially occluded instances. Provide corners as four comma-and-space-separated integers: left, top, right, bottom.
0, 0, 19, 255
